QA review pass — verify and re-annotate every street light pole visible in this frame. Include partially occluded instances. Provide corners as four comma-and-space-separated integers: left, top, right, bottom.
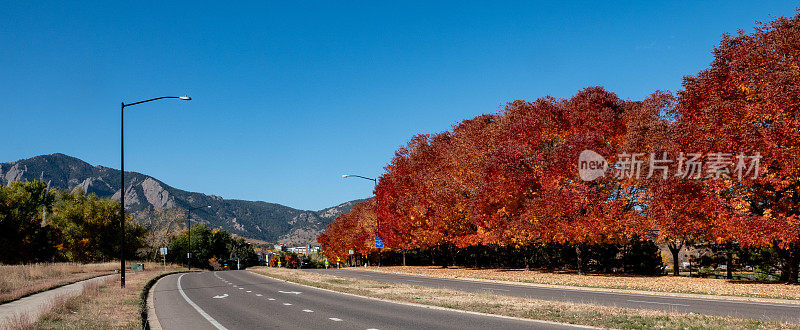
186, 205, 211, 270
120, 96, 190, 288
342, 174, 381, 267
120, 102, 125, 287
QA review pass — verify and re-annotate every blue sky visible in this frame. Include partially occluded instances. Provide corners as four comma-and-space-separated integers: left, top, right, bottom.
1, 1, 795, 210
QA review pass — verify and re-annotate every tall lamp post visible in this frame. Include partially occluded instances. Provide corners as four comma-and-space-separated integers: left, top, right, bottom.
186, 205, 211, 270
120, 95, 190, 288
341, 174, 381, 267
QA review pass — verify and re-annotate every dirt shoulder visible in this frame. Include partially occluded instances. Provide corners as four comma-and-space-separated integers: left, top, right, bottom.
354, 266, 800, 303
251, 267, 796, 330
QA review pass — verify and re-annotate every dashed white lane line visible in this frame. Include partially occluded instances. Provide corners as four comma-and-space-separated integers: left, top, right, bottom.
268, 298, 275, 301
177, 274, 228, 330
283, 303, 292, 306
238, 288, 244, 290
302, 309, 314, 313
627, 299, 691, 307
246, 291, 252, 293
329, 318, 343, 321
256, 294, 263, 297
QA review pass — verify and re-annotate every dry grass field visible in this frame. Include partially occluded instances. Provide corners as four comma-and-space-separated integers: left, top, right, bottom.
0, 262, 118, 304
251, 267, 796, 329
30, 264, 184, 329
360, 266, 800, 301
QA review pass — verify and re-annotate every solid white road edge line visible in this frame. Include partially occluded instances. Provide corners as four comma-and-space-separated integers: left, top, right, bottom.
248, 270, 598, 329
178, 274, 228, 330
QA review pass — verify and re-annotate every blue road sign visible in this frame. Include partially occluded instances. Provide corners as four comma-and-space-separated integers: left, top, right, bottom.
374, 236, 383, 248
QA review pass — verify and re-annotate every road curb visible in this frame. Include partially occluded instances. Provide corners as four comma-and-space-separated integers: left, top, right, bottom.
141, 271, 197, 330
249, 269, 599, 329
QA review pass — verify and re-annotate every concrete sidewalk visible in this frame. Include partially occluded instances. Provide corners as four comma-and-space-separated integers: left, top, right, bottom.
0, 274, 116, 326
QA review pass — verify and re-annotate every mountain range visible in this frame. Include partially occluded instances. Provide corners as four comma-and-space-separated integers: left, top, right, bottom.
0, 153, 362, 246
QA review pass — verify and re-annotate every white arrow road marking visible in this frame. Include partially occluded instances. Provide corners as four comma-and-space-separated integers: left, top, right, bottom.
278, 291, 302, 295
212, 294, 229, 299
178, 274, 228, 330
329, 318, 343, 321
302, 309, 313, 313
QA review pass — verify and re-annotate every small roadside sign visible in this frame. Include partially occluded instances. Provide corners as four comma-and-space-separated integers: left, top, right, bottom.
159, 247, 167, 271
374, 236, 383, 249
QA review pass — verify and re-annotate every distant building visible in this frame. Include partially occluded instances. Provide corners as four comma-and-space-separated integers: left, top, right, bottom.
287, 246, 319, 254
274, 244, 286, 252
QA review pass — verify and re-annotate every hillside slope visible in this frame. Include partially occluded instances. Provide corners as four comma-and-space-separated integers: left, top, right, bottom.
0, 153, 363, 245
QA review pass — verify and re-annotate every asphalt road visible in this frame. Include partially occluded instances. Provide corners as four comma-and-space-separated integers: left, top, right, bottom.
151, 270, 586, 329
305, 268, 800, 323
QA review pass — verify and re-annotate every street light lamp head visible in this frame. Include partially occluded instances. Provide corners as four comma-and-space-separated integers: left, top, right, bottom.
342, 175, 350, 178
179, 96, 191, 100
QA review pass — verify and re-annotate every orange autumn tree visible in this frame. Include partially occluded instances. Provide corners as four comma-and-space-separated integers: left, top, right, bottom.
374, 135, 442, 255
674, 13, 800, 282
318, 198, 376, 262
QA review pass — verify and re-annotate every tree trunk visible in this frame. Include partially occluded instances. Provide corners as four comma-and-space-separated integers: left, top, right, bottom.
442, 244, 449, 269
725, 243, 733, 280
524, 245, 530, 271
473, 245, 479, 268
776, 242, 800, 284
575, 245, 584, 275
668, 241, 683, 277
402, 250, 407, 266
450, 245, 456, 268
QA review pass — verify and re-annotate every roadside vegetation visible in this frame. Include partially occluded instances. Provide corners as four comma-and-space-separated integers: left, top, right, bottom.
0, 180, 258, 271
28, 265, 182, 329
253, 267, 796, 329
